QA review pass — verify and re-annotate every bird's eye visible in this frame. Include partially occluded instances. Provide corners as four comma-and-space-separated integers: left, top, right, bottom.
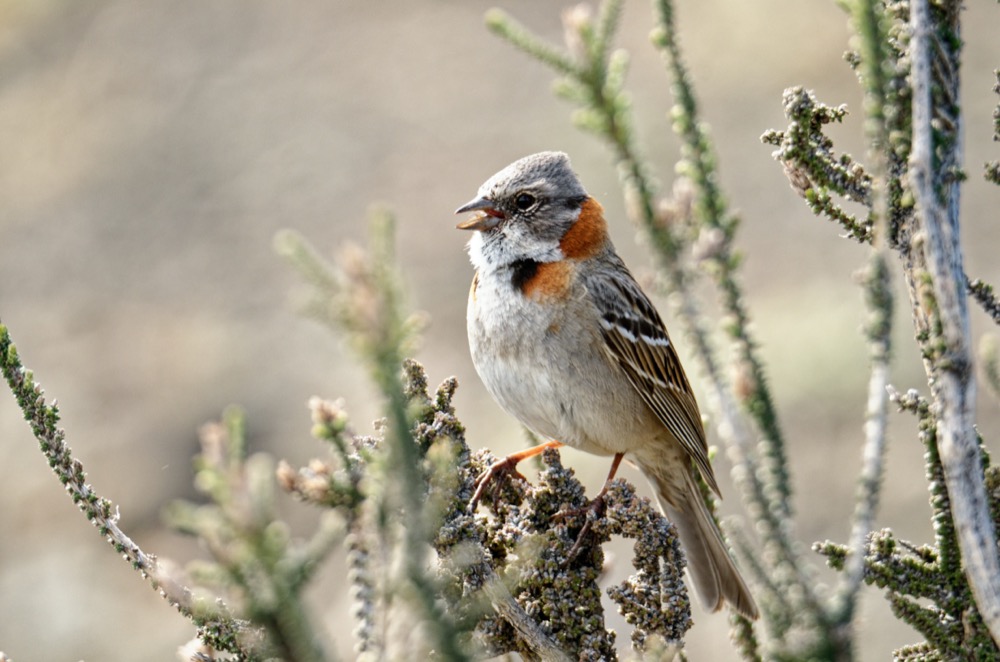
514, 193, 536, 211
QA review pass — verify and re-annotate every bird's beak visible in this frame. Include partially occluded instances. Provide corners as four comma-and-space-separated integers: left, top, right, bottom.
455, 196, 503, 231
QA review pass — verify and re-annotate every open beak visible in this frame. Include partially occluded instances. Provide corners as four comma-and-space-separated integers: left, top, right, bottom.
455, 196, 503, 231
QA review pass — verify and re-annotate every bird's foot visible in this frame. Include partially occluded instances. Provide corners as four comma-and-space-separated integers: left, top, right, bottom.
555, 489, 609, 564
468, 456, 529, 512
555, 452, 623, 563
468, 440, 564, 512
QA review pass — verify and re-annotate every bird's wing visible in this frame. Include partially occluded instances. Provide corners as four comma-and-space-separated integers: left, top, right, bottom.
586, 260, 719, 495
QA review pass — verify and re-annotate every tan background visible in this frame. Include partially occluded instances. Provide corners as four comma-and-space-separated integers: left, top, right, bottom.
1, 1, 999, 659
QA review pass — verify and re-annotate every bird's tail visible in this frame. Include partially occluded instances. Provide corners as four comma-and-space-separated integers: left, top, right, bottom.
640, 463, 759, 620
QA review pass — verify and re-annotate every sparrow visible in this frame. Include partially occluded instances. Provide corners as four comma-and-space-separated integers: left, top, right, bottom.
455, 151, 758, 619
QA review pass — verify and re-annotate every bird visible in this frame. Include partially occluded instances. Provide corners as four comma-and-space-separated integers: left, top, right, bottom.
455, 151, 758, 620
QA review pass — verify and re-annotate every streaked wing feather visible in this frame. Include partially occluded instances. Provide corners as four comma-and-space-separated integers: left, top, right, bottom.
591, 267, 720, 495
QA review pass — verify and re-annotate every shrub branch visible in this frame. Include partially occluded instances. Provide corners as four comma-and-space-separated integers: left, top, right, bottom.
908, 0, 1000, 643
0, 323, 260, 659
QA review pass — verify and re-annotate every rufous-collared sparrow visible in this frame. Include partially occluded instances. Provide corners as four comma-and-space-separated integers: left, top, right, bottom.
456, 151, 758, 619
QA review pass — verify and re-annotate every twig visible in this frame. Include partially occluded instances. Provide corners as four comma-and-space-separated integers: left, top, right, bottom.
834, 253, 892, 626
652, 1, 825, 634
831, 0, 895, 635
968, 278, 1000, 326
652, 0, 792, 523
0, 322, 254, 658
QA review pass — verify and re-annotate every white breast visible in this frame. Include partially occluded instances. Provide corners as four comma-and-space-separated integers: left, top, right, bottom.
466, 264, 651, 457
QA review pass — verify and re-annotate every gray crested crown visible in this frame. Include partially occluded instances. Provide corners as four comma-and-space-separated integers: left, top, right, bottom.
479, 151, 588, 202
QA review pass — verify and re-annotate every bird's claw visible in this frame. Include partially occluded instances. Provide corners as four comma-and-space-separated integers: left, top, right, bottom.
468, 456, 529, 512
556, 492, 608, 564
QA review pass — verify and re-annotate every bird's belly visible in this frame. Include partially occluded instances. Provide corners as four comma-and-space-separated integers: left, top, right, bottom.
468, 288, 649, 455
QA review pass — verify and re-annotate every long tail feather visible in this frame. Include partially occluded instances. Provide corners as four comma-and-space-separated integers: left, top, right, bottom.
641, 464, 759, 620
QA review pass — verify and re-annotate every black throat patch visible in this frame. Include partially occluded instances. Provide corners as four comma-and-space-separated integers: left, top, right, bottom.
509, 259, 540, 293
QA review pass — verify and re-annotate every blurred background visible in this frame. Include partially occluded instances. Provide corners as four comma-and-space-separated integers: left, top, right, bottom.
1, 1, 998, 659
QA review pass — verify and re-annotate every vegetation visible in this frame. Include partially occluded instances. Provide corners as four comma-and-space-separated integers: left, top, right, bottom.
3, 0, 1000, 659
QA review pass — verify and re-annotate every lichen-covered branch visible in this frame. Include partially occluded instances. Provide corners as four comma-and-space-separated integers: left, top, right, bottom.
764, 30, 1000, 332
908, 0, 1000, 644
816, 387, 1000, 658
766, 0, 1000, 656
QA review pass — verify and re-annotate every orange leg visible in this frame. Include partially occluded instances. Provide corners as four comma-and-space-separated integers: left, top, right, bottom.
561, 452, 625, 562
469, 440, 563, 511
595, 452, 625, 499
